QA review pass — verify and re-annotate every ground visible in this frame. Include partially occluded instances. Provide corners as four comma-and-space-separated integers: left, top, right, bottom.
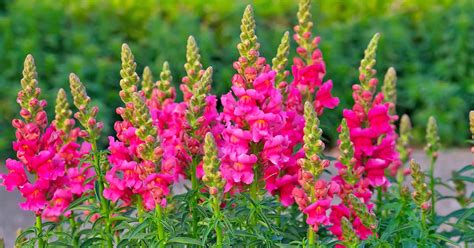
0, 149, 472, 247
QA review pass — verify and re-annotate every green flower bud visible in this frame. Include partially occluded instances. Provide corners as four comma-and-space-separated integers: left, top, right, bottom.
54, 88, 74, 139
141, 66, 154, 99
119, 43, 139, 106
359, 33, 380, 90
424, 116, 440, 160
272, 31, 290, 85
302, 101, 327, 179
156, 61, 174, 103
410, 160, 431, 212
469, 110, 473, 140
341, 217, 359, 247
382, 67, 397, 115
69, 73, 102, 142
185, 36, 203, 85
18, 55, 43, 122
186, 67, 212, 133
397, 114, 413, 164
348, 194, 377, 231
202, 133, 225, 194
237, 5, 260, 65
338, 119, 357, 185
295, 0, 314, 59
131, 92, 159, 162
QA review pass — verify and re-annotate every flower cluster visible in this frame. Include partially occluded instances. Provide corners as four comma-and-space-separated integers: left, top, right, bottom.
1, 56, 93, 220
329, 33, 399, 242
285, 0, 339, 115
218, 6, 299, 204
105, 45, 170, 210
292, 102, 339, 232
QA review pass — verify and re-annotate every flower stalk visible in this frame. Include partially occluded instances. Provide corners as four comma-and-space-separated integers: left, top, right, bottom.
424, 116, 440, 221
69, 73, 112, 247
203, 133, 225, 247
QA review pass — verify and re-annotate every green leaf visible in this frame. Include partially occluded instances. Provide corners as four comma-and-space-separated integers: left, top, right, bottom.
168, 237, 203, 246
429, 233, 458, 246
15, 227, 35, 245
80, 237, 103, 247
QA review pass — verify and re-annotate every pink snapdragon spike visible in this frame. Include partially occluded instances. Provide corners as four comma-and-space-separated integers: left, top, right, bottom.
218, 6, 303, 203
105, 45, 171, 210
1, 56, 93, 221
329, 34, 398, 243
285, 0, 339, 115
341, 33, 399, 189
290, 102, 340, 232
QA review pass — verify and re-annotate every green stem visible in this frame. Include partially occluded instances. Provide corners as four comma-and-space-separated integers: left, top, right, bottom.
90, 140, 113, 248
190, 158, 199, 238
155, 205, 166, 248
35, 215, 45, 248
137, 197, 145, 223
69, 212, 79, 247
212, 196, 223, 248
421, 210, 428, 245
429, 157, 436, 223
376, 187, 383, 215
307, 226, 315, 247
276, 205, 282, 228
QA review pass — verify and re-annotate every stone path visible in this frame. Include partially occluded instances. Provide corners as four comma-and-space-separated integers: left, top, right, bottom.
0, 149, 472, 247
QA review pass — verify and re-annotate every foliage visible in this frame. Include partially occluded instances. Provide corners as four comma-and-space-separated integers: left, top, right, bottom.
0, 0, 473, 159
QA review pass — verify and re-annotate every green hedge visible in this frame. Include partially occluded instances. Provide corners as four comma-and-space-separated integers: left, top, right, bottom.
0, 0, 472, 159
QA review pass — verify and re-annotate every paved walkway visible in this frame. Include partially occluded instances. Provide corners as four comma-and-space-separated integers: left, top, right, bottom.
0, 149, 472, 247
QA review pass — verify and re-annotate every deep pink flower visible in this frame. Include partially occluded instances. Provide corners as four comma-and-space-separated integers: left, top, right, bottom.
67, 167, 94, 195
292, 63, 325, 93
304, 199, 331, 230
314, 80, 339, 114
19, 180, 49, 212
221, 153, 257, 186
1, 159, 27, 191
368, 104, 391, 135
42, 189, 73, 220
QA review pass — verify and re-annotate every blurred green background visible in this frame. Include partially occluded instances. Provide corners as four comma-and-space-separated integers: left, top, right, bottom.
0, 0, 473, 159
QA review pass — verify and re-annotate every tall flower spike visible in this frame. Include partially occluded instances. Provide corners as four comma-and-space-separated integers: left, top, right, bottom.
397, 114, 413, 164
54, 88, 74, 137
425, 116, 440, 159
237, 5, 260, 67
156, 61, 173, 99
69, 73, 102, 141
131, 92, 159, 162
382, 67, 397, 115
181, 36, 206, 103
17, 55, 45, 124
338, 119, 357, 185
119, 43, 139, 107
348, 194, 377, 231
359, 33, 380, 90
470, 110, 474, 140
202, 133, 225, 194
301, 101, 326, 179
272, 31, 290, 85
141, 66, 154, 99
341, 217, 360, 247
186, 67, 213, 131
294, 0, 313, 58
184, 36, 203, 86
410, 160, 431, 212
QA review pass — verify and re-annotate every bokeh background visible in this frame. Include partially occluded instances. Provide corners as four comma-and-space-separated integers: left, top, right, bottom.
0, 0, 473, 160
